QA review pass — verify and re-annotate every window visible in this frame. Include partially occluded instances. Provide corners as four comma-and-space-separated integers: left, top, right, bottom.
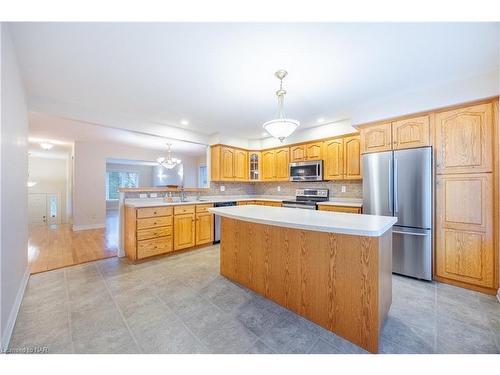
198, 165, 208, 188
106, 171, 139, 200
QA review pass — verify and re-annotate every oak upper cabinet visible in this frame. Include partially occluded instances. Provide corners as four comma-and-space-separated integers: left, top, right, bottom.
290, 145, 306, 162
435, 103, 493, 174
233, 149, 248, 181
274, 147, 290, 181
305, 142, 322, 160
210, 145, 248, 181
262, 148, 289, 181
220, 146, 235, 180
343, 135, 362, 180
360, 122, 392, 154
323, 138, 344, 180
249, 151, 261, 181
392, 115, 430, 150
435, 173, 495, 288
195, 205, 214, 246
174, 208, 196, 251
261, 150, 276, 180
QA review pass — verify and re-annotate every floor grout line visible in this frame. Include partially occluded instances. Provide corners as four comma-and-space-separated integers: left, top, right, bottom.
62, 269, 76, 354
96, 262, 144, 354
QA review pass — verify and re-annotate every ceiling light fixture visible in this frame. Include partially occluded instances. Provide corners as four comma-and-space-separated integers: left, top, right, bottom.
180, 119, 189, 126
157, 143, 181, 169
317, 117, 325, 123
262, 70, 300, 142
39, 142, 54, 150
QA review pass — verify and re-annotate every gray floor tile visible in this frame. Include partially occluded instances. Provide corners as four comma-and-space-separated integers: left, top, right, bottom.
232, 299, 282, 337
199, 318, 259, 354
259, 317, 318, 354
380, 313, 435, 354
308, 338, 343, 354
245, 339, 276, 354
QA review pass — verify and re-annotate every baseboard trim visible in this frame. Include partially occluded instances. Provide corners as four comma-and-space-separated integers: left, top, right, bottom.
72, 223, 105, 231
497, 288, 500, 303
1, 267, 30, 353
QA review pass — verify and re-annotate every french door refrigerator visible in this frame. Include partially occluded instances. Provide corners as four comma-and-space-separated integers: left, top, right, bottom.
362, 147, 432, 280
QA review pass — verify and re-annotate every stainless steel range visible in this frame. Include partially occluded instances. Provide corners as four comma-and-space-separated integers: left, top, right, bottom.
282, 188, 329, 210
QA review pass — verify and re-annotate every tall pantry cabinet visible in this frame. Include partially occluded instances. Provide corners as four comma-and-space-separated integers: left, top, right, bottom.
434, 100, 498, 293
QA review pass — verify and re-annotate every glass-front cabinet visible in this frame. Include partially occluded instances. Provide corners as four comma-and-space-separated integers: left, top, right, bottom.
249, 152, 260, 181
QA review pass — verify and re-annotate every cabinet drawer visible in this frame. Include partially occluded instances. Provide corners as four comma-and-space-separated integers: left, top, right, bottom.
136, 226, 172, 241
137, 206, 173, 218
137, 236, 172, 259
195, 204, 213, 213
174, 205, 195, 215
319, 205, 361, 214
136, 216, 172, 230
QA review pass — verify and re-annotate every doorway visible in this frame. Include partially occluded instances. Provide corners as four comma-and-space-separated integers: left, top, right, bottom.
28, 193, 61, 225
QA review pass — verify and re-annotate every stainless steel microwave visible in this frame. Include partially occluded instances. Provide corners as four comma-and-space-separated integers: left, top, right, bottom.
289, 160, 323, 181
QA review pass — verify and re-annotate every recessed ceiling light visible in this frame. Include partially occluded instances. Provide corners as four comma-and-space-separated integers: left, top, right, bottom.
262, 132, 269, 137
39, 142, 54, 150
317, 117, 325, 123
180, 119, 189, 126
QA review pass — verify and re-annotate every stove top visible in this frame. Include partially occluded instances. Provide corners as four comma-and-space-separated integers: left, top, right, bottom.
282, 199, 318, 206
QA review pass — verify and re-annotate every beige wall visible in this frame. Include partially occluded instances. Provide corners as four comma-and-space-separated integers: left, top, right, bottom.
0, 24, 30, 350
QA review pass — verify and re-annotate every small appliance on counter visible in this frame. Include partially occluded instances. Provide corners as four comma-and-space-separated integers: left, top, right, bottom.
289, 160, 323, 181
213, 201, 238, 242
282, 188, 329, 209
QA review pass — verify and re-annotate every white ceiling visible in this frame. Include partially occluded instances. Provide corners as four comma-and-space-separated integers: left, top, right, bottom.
10, 22, 500, 139
28, 112, 208, 157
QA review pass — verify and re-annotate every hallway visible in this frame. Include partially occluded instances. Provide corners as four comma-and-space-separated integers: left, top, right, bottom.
28, 210, 119, 274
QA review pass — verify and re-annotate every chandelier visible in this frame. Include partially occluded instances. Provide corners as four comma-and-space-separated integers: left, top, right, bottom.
157, 143, 181, 169
262, 70, 300, 142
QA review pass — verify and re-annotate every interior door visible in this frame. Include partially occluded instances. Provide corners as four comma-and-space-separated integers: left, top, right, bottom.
28, 193, 47, 224
46, 193, 61, 225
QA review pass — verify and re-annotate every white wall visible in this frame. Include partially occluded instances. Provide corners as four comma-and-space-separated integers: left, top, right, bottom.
28, 156, 69, 223
0, 24, 30, 351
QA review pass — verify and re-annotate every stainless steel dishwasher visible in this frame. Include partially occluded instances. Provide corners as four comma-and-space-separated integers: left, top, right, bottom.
213, 201, 237, 243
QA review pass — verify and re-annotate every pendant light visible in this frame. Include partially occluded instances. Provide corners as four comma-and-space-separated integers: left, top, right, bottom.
157, 143, 181, 169
262, 70, 300, 142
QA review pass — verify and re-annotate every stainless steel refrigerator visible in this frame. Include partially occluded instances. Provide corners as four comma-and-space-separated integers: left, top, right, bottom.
362, 147, 432, 280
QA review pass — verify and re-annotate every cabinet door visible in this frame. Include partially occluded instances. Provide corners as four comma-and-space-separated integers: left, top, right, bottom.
360, 123, 392, 154
210, 145, 221, 181
392, 115, 430, 150
435, 173, 494, 288
261, 150, 275, 180
274, 147, 290, 181
174, 213, 195, 250
305, 142, 322, 160
233, 149, 248, 181
290, 145, 306, 162
196, 212, 214, 245
249, 152, 261, 181
319, 205, 361, 214
323, 138, 344, 180
221, 146, 235, 180
435, 103, 493, 174
343, 135, 362, 180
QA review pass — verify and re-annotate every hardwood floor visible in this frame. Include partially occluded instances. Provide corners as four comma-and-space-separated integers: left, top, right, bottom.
28, 210, 118, 274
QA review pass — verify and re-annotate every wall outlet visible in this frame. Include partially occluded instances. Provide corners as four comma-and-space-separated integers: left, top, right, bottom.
341, 185, 347, 193
220, 185, 225, 192
139, 193, 148, 198
277, 186, 281, 192
150, 193, 158, 198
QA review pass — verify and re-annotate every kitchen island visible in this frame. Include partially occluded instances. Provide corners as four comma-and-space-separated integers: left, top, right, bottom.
209, 205, 397, 353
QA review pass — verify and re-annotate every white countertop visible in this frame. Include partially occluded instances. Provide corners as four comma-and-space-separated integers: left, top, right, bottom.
209, 205, 396, 237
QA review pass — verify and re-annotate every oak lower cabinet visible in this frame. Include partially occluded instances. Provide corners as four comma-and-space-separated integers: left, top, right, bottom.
318, 205, 362, 214
196, 213, 214, 245
174, 212, 196, 251
434, 102, 493, 174
435, 173, 496, 290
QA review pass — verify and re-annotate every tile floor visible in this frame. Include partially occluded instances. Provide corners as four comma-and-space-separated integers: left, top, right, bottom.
8, 245, 500, 354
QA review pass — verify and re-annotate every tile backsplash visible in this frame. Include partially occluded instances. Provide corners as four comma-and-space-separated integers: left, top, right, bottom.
254, 180, 362, 199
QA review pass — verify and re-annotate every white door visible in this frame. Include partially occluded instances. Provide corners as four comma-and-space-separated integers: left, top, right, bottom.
47, 193, 61, 225
28, 193, 47, 224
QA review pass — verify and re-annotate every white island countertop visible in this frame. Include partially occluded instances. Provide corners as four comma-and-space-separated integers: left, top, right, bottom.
209, 205, 397, 237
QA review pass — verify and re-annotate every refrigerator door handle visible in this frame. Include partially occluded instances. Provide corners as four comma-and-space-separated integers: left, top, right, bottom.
388, 157, 393, 215
394, 158, 398, 214
392, 230, 428, 236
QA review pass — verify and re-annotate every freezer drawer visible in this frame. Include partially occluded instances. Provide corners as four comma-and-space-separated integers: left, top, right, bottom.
392, 226, 432, 280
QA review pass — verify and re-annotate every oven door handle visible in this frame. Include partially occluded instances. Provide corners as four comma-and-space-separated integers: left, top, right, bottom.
283, 204, 316, 209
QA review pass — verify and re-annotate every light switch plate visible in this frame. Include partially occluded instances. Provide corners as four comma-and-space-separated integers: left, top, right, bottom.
341, 186, 346, 193
139, 193, 148, 198
220, 185, 225, 192
277, 186, 281, 192
150, 193, 158, 198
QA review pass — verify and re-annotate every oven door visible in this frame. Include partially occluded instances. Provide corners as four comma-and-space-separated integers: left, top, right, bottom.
289, 161, 322, 181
